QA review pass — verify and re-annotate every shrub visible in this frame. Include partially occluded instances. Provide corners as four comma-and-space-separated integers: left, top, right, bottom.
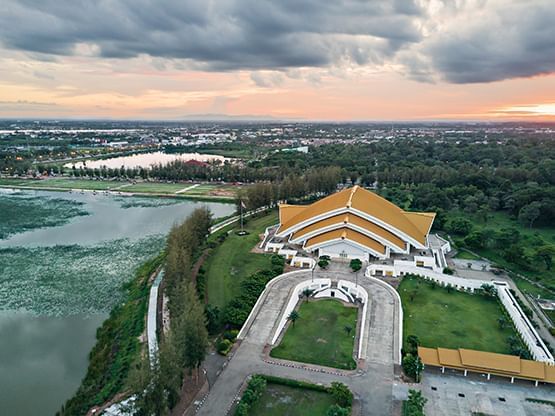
234, 375, 267, 415
442, 267, 454, 275
326, 404, 350, 416
217, 339, 233, 355
330, 382, 352, 408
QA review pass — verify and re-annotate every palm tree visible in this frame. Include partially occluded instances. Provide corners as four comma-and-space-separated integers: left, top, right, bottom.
344, 325, 353, 336
288, 310, 300, 327
301, 288, 314, 302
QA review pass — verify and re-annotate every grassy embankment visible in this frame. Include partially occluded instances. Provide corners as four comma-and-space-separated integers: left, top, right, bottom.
59, 253, 164, 416
203, 212, 278, 310
399, 275, 525, 355
270, 299, 358, 370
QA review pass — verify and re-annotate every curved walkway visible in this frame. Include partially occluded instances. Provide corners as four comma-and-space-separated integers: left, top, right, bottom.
197, 263, 401, 416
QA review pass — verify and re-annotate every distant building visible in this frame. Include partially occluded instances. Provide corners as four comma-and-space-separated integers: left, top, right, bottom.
263, 186, 436, 262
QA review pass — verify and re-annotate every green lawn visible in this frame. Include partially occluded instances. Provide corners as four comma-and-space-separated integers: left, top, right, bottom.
204, 212, 278, 310
248, 382, 337, 416
454, 249, 481, 260
0, 177, 130, 190
124, 182, 192, 193
399, 276, 522, 354
270, 299, 358, 369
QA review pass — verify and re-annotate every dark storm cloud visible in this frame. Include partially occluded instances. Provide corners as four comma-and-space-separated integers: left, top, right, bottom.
1, 0, 554, 83
0, 0, 423, 70
423, 1, 555, 83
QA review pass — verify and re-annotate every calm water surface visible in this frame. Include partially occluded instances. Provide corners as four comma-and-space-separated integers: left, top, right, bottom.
0, 190, 235, 415
65, 151, 228, 170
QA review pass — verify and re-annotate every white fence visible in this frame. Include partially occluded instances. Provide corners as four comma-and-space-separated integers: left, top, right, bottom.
367, 264, 555, 364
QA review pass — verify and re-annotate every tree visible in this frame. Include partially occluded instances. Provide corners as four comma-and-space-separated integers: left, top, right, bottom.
481, 283, 497, 297
349, 258, 362, 272
330, 382, 353, 408
402, 354, 423, 382
446, 218, 473, 236
518, 201, 542, 228
344, 325, 353, 336
535, 245, 555, 270
407, 335, 420, 354
287, 310, 300, 327
404, 389, 427, 416
497, 315, 507, 329
301, 287, 314, 302
464, 231, 486, 250
326, 404, 350, 416
318, 258, 330, 269
129, 354, 168, 416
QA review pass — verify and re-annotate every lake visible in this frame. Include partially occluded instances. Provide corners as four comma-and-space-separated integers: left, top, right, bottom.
65, 151, 229, 170
0, 189, 235, 415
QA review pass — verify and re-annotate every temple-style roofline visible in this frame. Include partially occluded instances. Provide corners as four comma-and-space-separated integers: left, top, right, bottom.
291, 212, 406, 250
277, 186, 435, 246
305, 227, 386, 255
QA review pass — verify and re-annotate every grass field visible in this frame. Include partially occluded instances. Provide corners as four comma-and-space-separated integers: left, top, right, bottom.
270, 299, 358, 369
454, 249, 481, 260
0, 177, 239, 199
204, 212, 278, 310
247, 382, 337, 416
399, 276, 521, 355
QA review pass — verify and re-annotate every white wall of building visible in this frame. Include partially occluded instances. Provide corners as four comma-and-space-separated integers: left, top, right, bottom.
318, 241, 374, 261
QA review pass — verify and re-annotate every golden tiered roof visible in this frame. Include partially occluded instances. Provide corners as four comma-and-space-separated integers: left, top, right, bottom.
278, 186, 435, 246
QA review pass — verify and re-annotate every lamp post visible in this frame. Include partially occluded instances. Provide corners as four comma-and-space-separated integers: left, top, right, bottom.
355, 269, 359, 288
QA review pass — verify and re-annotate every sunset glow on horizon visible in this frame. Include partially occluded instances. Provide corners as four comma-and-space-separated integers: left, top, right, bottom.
1, 1, 554, 122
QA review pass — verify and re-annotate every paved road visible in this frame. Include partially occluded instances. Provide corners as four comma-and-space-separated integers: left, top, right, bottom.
197, 263, 401, 416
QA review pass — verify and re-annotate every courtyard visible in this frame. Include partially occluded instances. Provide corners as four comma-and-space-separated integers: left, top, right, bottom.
399, 275, 524, 355
270, 298, 358, 370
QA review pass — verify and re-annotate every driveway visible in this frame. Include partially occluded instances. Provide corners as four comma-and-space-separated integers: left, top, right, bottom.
197, 263, 401, 416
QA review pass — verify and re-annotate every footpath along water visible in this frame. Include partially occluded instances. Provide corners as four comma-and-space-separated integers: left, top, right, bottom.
0, 189, 235, 415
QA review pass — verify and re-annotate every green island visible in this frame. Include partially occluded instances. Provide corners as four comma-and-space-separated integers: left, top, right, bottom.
270, 299, 358, 370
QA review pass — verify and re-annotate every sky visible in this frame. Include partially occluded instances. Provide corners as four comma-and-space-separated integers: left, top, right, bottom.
1, 0, 554, 121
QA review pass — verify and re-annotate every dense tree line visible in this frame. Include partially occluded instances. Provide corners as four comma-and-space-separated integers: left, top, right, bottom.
131, 208, 212, 414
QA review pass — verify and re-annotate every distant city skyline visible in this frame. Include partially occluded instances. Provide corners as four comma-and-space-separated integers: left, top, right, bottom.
1, 1, 554, 121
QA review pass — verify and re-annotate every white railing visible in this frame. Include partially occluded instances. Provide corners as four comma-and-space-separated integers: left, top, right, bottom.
366, 264, 555, 364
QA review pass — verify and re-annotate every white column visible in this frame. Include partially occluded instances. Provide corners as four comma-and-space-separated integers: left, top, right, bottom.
487, 373, 491, 380
441, 367, 445, 373
464, 370, 467, 376
535, 380, 539, 387
511, 377, 514, 383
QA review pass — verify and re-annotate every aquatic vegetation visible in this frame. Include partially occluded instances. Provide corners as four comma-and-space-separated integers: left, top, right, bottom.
114, 196, 181, 209
0, 193, 89, 239
0, 236, 165, 316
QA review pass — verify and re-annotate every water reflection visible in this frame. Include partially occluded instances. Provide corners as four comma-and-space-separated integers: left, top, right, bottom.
65, 151, 229, 170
